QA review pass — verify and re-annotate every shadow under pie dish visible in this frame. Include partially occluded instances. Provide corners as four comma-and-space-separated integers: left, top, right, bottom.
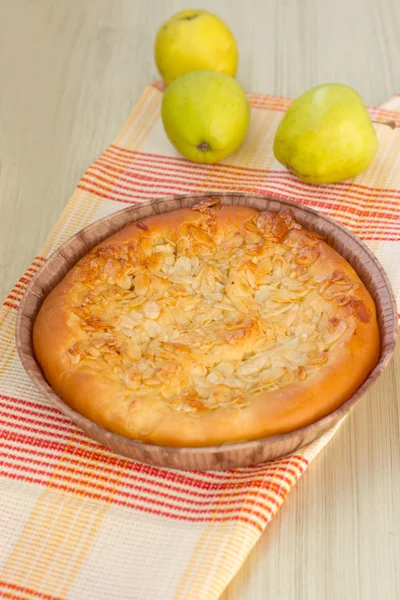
17, 194, 397, 470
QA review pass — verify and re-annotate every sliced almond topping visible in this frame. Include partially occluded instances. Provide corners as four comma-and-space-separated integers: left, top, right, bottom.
350, 298, 371, 323
68, 207, 362, 410
295, 246, 320, 266
325, 318, 348, 346
143, 301, 160, 320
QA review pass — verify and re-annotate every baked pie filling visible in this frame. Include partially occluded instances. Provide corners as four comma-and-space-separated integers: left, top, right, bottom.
33, 200, 379, 446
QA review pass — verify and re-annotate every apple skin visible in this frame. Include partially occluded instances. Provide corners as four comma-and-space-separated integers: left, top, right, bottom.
161, 70, 250, 164
155, 9, 238, 85
273, 83, 378, 184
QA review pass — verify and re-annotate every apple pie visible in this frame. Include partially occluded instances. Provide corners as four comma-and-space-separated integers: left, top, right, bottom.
33, 200, 379, 446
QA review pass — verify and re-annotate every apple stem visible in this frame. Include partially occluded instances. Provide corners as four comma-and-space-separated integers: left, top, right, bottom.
371, 119, 396, 129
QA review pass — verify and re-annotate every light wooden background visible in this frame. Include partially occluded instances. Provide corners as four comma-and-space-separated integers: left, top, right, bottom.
0, 1, 399, 599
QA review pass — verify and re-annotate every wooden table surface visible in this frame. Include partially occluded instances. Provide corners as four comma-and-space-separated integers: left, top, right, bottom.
0, 1, 399, 598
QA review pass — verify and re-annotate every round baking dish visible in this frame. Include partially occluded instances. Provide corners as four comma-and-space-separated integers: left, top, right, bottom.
16, 193, 398, 470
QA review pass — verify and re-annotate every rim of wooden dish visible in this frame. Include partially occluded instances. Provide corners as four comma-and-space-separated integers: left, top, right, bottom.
16, 193, 398, 471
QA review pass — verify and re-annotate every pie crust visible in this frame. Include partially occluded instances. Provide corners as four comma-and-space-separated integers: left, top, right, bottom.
33, 200, 380, 446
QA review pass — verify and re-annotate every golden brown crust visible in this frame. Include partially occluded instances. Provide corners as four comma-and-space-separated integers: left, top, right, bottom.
33, 201, 380, 446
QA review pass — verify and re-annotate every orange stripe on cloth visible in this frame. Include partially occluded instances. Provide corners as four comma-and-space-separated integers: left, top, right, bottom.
0, 581, 63, 600
104, 144, 400, 205
105, 145, 400, 202
0, 257, 45, 318
0, 394, 308, 528
0, 430, 129, 598
0, 256, 45, 379
0, 491, 106, 598
113, 86, 161, 150
0, 446, 298, 503
175, 454, 308, 599
74, 182, 399, 241
86, 156, 400, 223
40, 190, 102, 258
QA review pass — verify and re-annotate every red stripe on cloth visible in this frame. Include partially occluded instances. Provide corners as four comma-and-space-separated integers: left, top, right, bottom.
368, 107, 400, 121
30, 256, 47, 266
0, 410, 79, 435
263, 173, 400, 207
3, 257, 47, 304
0, 457, 303, 512
204, 454, 309, 477
108, 147, 400, 196
81, 168, 400, 220
88, 160, 400, 227
80, 174, 194, 198
0, 401, 309, 475
0, 450, 296, 513
250, 103, 286, 112
101, 150, 400, 210
0, 470, 266, 532
100, 151, 400, 201
100, 149, 400, 219
0, 428, 305, 492
0, 460, 275, 523
0, 408, 308, 482
0, 426, 96, 449
0, 394, 69, 416
11, 279, 45, 295
0, 431, 71, 452
109, 144, 271, 173
77, 183, 146, 203
0, 582, 63, 600
2, 301, 18, 310
93, 169, 400, 229
0, 444, 298, 513
6, 291, 23, 301
0, 396, 308, 483
76, 179, 399, 240
248, 92, 292, 104
0, 410, 70, 429
84, 166, 197, 195
356, 235, 398, 241
26, 265, 40, 274
251, 189, 400, 241
0, 398, 307, 489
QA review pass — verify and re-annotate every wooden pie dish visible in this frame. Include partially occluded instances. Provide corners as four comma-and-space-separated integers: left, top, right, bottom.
16, 193, 398, 470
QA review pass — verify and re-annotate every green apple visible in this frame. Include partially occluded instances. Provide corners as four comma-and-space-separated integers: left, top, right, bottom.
161, 70, 250, 164
273, 83, 378, 184
155, 9, 238, 85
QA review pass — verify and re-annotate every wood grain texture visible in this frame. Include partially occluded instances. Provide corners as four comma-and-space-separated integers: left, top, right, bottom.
17, 193, 397, 470
0, 0, 399, 597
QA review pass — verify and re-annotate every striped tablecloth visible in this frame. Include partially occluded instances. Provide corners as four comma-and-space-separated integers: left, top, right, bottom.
0, 83, 399, 600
